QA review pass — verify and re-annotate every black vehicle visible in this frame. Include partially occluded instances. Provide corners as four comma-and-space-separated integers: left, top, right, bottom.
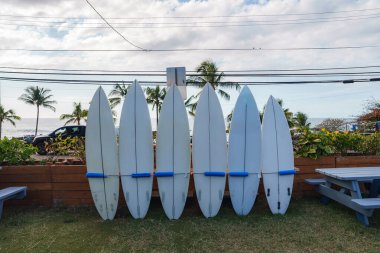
32, 125, 86, 155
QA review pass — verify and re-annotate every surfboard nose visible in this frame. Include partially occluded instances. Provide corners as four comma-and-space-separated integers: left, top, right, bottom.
268, 95, 275, 103
241, 85, 250, 94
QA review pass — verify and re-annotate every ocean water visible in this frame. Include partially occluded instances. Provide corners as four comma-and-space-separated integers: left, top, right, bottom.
2, 118, 67, 138
1, 117, 351, 138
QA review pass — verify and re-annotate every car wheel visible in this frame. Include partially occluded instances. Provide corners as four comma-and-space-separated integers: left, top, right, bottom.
36, 142, 47, 155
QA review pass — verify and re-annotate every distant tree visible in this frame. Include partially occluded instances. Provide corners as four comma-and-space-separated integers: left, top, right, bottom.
186, 60, 240, 115
19, 86, 56, 136
226, 110, 233, 132
145, 86, 166, 127
260, 98, 294, 128
59, 102, 88, 125
357, 98, 380, 122
0, 105, 21, 139
316, 118, 346, 132
187, 59, 240, 101
108, 83, 129, 109
293, 112, 311, 129
184, 95, 197, 116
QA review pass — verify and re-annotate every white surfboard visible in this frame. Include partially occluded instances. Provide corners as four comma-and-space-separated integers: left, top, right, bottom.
119, 80, 154, 219
86, 87, 119, 220
193, 83, 227, 218
262, 96, 295, 214
156, 85, 190, 220
228, 86, 261, 216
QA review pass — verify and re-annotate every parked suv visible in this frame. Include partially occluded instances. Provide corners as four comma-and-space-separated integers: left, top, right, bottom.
32, 125, 86, 155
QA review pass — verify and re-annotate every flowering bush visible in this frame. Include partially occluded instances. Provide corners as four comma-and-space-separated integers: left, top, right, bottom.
293, 129, 379, 159
293, 128, 334, 159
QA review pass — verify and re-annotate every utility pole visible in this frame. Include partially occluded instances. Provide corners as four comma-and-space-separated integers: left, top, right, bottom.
166, 67, 187, 100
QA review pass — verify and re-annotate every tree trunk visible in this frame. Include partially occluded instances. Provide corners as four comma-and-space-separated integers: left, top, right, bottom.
35, 106, 39, 137
156, 102, 159, 129
0, 121, 2, 139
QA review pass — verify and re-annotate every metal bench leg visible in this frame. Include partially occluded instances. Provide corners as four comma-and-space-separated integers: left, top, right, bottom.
369, 179, 380, 198
351, 181, 370, 226
0, 201, 3, 220
320, 181, 331, 205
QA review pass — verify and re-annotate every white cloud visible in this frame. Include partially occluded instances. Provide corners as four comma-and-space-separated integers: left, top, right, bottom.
0, 0, 379, 121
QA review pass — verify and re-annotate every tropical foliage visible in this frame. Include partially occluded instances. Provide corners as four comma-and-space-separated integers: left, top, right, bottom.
19, 86, 56, 136
293, 128, 380, 158
293, 112, 311, 129
0, 105, 21, 139
145, 86, 166, 126
184, 95, 197, 116
59, 102, 88, 125
108, 83, 129, 108
186, 60, 240, 116
0, 137, 37, 165
45, 135, 86, 162
188, 60, 240, 101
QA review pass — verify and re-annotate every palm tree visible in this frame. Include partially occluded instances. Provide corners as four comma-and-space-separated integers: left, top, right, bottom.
108, 83, 129, 109
0, 105, 21, 139
184, 95, 197, 116
145, 86, 166, 126
188, 59, 240, 101
293, 112, 310, 129
19, 86, 56, 136
60, 102, 88, 125
226, 110, 233, 132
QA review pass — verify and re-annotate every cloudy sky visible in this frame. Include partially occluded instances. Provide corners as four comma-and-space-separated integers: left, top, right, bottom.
0, 0, 379, 124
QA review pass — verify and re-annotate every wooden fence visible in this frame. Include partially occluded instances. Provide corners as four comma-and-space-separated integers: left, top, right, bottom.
1, 156, 380, 207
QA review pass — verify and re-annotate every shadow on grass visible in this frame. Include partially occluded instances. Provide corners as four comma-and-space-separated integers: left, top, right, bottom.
1, 197, 380, 253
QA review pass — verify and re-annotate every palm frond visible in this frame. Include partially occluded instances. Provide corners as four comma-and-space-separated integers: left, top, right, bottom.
218, 89, 230, 101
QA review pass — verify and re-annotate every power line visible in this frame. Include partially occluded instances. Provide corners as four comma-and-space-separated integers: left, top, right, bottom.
1, 70, 380, 78
0, 76, 378, 86
0, 45, 379, 53
1, 14, 379, 29
1, 65, 380, 73
1, 7, 380, 19
2, 12, 380, 25
84, 0, 146, 51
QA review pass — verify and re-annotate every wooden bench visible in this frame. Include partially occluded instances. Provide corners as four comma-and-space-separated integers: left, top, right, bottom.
0, 187, 27, 219
304, 178, 326, 185
352, 198, 380, 209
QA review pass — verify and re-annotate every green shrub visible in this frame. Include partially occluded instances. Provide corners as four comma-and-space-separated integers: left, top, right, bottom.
45, 135, 86, 162
0, 137, 37, 165
330, 132, 364, 155
358, 133, 380, 155
293, 128, 334, 159
293, 129, 380, 159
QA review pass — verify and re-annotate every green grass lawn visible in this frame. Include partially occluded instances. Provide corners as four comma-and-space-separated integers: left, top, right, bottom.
1, 197, 380, 253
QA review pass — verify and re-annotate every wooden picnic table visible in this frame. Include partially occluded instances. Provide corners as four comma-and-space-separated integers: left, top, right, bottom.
315, 167, 380, 226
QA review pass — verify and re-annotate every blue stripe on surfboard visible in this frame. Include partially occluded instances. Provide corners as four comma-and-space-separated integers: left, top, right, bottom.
155, 171, 175, 177
278, 169, 296, 175
204, 171, 226, 177
229, 171, 249, 177
86, 172, 107, 178
131, 172, 152, 178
